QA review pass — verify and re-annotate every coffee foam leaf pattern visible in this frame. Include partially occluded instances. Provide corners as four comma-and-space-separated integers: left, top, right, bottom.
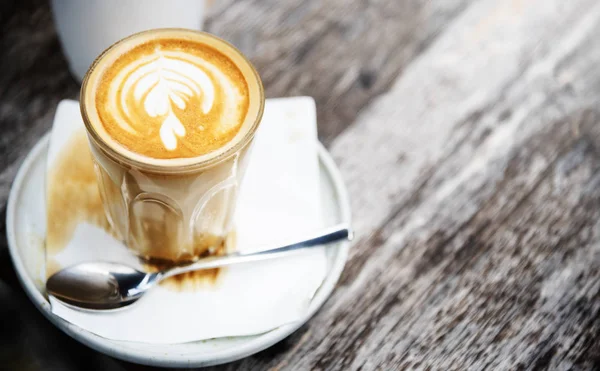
97, 42, 249, 159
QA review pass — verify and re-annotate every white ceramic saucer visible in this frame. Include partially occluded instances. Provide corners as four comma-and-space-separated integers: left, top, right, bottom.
6, 132, 351, 368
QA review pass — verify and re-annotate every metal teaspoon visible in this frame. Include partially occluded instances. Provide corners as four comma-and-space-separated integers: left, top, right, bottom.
46, 224, 352, 310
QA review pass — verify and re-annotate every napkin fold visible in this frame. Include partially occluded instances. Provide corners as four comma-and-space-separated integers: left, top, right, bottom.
46, 97, 326, 344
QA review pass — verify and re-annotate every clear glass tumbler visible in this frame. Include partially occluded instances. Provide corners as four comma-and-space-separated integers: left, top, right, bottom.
80, 29, 264, 263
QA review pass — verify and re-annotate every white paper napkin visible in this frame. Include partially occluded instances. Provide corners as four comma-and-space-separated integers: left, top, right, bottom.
45, 97, 327, 344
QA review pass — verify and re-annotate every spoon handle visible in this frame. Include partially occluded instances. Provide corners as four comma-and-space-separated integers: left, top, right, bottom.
162, 224, 353, 279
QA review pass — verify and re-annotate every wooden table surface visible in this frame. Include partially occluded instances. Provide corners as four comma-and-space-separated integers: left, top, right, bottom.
1, 0, 600, 369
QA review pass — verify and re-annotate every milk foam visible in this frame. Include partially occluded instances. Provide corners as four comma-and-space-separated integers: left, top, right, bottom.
94, 38, 249, 159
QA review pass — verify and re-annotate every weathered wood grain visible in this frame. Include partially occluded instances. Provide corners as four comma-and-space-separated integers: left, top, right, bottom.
0, 0, 79, 211
1, 0, 600, 370
211, 0, 600, 369
206, 0, 472, 143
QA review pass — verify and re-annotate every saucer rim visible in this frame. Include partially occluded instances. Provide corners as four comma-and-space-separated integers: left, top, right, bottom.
6, 132, 351, 368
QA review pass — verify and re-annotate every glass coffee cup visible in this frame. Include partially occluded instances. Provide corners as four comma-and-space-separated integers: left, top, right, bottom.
80, 29, 264, 263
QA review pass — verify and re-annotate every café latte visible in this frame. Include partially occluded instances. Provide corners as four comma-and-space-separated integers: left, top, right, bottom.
80, 29, 264, 263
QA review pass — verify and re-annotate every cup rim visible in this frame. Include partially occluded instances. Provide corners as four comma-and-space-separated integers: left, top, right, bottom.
80, 28, 265, 174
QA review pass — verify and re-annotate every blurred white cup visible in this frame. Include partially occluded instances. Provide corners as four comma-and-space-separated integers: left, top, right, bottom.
50, 0, 206, 82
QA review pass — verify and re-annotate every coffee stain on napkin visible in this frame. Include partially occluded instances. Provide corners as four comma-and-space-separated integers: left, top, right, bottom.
46, 130, 111, 256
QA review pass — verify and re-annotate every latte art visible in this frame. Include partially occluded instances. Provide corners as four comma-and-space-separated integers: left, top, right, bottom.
111, 51, 217, 150
94, 38, 250, 159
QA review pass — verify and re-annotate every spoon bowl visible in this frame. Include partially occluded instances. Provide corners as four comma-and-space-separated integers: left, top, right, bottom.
47, 262, 160, 310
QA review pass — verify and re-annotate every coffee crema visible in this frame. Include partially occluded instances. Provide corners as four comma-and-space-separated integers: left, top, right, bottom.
92, 34, 250, 159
